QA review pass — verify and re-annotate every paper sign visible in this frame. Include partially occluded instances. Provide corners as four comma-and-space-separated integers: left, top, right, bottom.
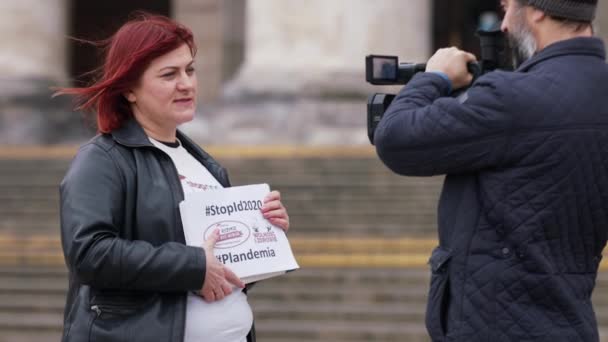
179, 184, 299, 283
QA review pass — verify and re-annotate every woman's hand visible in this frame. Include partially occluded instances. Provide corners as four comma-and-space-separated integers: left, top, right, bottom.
261, 190, 289, 232
200, 229, 244, 302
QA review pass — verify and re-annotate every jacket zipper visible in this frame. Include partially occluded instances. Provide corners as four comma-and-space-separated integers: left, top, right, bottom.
88, 305, 101, 342
91, 303, 139, 315
149, 147, 187, 342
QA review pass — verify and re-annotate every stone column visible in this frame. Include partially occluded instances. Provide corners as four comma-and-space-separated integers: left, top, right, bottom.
225, 0, 431, 98
0, 0, 72, 144
597, 1, 608, 47
221, 0, 246, 83
174, 0, 224, 103
0, 0, 68, 83
174, 0, 246, 103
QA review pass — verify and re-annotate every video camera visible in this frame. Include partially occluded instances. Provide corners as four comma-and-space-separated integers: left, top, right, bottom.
365, 29, 512, 144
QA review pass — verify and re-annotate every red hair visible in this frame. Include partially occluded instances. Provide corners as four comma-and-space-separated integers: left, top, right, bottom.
55, 12, 197, 133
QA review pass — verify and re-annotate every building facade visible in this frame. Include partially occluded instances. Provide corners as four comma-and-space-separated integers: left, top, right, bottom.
1, 0, 606, 144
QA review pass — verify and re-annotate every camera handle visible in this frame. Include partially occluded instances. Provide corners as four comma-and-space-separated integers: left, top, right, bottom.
420, 61, 481, 84
467, 62, 482, 82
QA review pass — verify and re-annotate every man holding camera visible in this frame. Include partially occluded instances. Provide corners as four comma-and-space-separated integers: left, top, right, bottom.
374, 0, 607, 341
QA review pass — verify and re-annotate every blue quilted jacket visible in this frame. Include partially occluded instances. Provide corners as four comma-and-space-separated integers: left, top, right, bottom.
375, 37, 608, 341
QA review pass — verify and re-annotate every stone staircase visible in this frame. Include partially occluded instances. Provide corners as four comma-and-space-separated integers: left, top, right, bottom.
0, 149, 607, 341
0, 265, 607, 342
0, 154, 443, 237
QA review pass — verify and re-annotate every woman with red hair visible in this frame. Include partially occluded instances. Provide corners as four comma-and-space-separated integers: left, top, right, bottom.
56, 13, 289, 342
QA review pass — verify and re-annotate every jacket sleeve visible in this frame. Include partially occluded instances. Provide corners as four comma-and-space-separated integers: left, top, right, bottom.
60, 143, 206, 292
374, 72, 512, 176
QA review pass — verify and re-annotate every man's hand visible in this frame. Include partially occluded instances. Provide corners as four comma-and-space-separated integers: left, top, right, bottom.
426, 47, 477, 90
261, 190, 289, 232
200, 229, 245, 302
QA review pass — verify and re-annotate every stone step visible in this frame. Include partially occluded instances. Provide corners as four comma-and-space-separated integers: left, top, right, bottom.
0, 237, 438, 255
0, 265, 432, 279
0, 276, 430, 297
0, 217, 58, 228
0, 223, 60, 234
0, 277, 67, 294
0, 266, 67, 276
0, 156, 442, 237
250, 287, 428, 305
254, 329, 608, 342
0, 196, 433, 209
0, 187, 436, 201
233, 177, 439, 187
0, 330, 62, 342
0, 159, 442, 184
0, 312, 62, 330
0, 205, 434, 217
259, 268, 431, 282
0, 154, 605, 341
4, 269, 607, 308
6, 285, 608, 312
288, 212, 434, 223
0, 189, 427, 199
0, 208, 58, 216
0, 176, 421, 185
0, 167, 429, 181
0, 221, 437, 237
0, 157, 401, 170
254, 320, 429, 342
0, 186, 58, 197
0, 264, 607, 341
0, 179, 63, 187
0, 226, 434, 237
0, 158, 69, 167
0, 199, 58, 211
251, 302, 425, 321
1, 197, 433, 212
0, 293, 65, 312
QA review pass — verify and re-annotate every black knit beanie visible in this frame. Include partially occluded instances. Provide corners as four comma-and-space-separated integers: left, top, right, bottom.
526, 0, 598, 21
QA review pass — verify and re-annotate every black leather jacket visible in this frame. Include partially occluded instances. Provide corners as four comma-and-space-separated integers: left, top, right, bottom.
60, 118, 255, 342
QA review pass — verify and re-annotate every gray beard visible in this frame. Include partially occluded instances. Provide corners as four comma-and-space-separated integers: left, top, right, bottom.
510, 30, 537, 65
508, 8, 538, 67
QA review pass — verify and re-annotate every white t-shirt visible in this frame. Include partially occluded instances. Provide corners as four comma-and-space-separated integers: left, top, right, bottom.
150, 138, 253, 342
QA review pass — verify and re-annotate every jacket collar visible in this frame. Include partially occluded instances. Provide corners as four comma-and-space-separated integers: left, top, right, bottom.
110, 117, 153, 148
516, 37, 605, 72
110, 117, 217, 166
110, 118, 206, 155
